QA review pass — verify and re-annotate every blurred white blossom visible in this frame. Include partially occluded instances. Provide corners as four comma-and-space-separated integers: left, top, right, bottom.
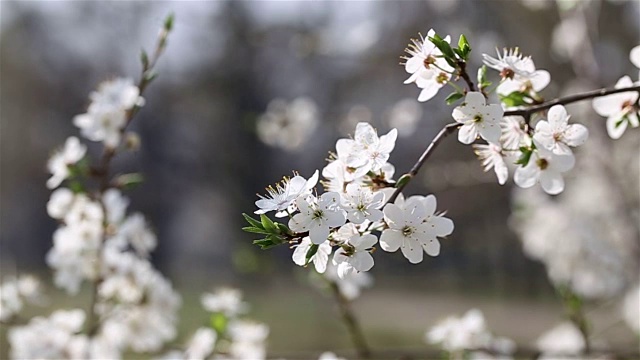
46, 136, 86, 189
256, 97, 319, 151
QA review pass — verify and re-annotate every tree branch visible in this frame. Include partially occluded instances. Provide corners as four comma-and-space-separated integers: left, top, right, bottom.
504, 84, 640, 118
326, 279, 372, 359
387, 123, 461, 204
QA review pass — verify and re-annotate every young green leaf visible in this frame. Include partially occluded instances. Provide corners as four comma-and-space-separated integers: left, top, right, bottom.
242, 213, 263, 229
445, 92, 464, 105
260, 214, 277, 233
304, 244, 319, 266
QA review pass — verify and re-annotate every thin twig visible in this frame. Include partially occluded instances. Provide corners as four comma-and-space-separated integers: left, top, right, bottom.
387, 123, 461, 204
504, 84, 640, 118
326, 279, 372, 359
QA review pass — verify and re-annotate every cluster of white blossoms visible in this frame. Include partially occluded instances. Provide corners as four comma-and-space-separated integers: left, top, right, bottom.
160, 288, 269, 360
256, 97, 319, 151
73, 78, 144, 148
426, 309, 516, 359
252, 122, 454, 279
403, 29, 454, 102
0, 275, 41, 322
592, 45, 640, 139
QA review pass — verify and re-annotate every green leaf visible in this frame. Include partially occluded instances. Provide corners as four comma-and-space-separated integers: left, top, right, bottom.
477, 65, 487, 86
242, 213, 263, 229
276, 222, 290, 235
304, 244, 319, 266
210, 313, 227, 334
395, 174, 412, 188
164, 12, 175, 31
114, 173, 144, 190
445, 92, 464, 105
500, 91, 529, 107
458, 34, 469, 50
614, 115, 627, 128
429, 34, 456, 60
242, 227, 271, 235
515, 147, 533, 166
260, 214, 276, 233
252, 238, 280, 250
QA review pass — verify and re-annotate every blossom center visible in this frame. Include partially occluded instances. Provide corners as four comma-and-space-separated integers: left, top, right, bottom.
402, 226, 415, 237
500, 68, 515, 79
436, 72, 448, 85
536, 158, 549, 170
621, 100, 634, 113
312, 209, 324, 220
473, 114, 483, 123
423, 55, 436, 69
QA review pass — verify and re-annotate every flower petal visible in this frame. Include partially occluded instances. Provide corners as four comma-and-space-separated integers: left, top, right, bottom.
458, 124, 478, 144
401, 239, 424, 264
420, 238, 441, 257
379, 230, 402, 252
539, 170, 565, 195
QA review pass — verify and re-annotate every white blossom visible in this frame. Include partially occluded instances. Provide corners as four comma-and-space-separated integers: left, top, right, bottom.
621, 284, 639, 334
500, 116, 529, 150
227, 320, 269, 360
630, 45, 640, 70
332, 233, 377, 278
482, 48, 550, 96
592, 76, 639, 139
513, 146, 574, 195
473, 143, 509, 185
336, 122, 398, 174
452, 92, 503, 144
403, 29, 454, 102
256, 97, 319, 151
184, 328, 217, 360
380, 194, 453, 263
340, 183, 384, 224
0, 276, 41, 322
8, 309, 87, 359
118, 213, 157, 257
323, 261, 373, 301
103, 189, 129, 225
292, 237, 332, 274
47, 188, 76, 220
386, 98, 423, 137
319, 352, 347, 360
87, 78, 143, 113
533, 105, 588, 155
289, 192, 346, 245
46, 137, 86, 189
536, 322, 585, 359
426, 309, 492, 352
255, 170, 319, 217
201, 288, 248, 317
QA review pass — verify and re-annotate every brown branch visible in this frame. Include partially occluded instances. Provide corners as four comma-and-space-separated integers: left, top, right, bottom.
326, 279, 372, 359
504, 84, 640, 119
457, 60, 477, 92
387, 123, 461, 204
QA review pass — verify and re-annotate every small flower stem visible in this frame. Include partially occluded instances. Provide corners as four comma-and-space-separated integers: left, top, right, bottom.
504, 84, 640, 119
386, 123, 461, 204
326, 278, 372, 359
558, 287, 591, 355
456, 60, 476, 92
85, 15, 173, 337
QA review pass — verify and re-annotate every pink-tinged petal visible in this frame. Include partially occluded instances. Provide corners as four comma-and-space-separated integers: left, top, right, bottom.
420, 238, 441, 257
417, 83, 439, 102
430, 216, 454, 237
289, 213, 312, 233
458, 124, 478, 144
607, 115, 628, 139
465, 92, 486, 107
422, 195, 437, 216
563, 124, 588, 146
401, 239, 424, 264
309, 223, 330, 244
547, 105, 568, 129
530, 70, 550, 92
405, 56, 423, 74
539, 171, 565, 195
383, 204, 405, 227
352, 252, 374, 272
513, 163, 539, 189
379, 230, 402, 252
479, 122, 501, 144
292, 239, 311, 266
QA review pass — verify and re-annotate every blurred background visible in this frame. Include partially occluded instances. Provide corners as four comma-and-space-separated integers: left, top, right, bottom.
1, 0, 639, 357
